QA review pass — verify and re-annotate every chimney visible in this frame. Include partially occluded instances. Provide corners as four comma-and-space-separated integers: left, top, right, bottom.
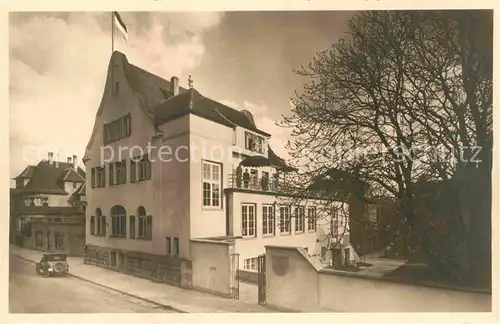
170, 76, 179, 96
73, 155, 77, 170
48, 152, 54, 165
67, 157, 72, 163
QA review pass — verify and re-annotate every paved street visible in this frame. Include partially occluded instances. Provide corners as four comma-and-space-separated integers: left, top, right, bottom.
9, 254, 176, 313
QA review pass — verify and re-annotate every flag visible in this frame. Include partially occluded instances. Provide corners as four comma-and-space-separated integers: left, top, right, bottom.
112, 11, 128, 42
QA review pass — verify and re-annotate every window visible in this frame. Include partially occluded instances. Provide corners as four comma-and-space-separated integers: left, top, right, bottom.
307, 207, 317, 232
103, 113, 131, 145
244, 257, 258, 270
55, 233, 64, 250
110, 205, 127, 237
134, 206, 152, 240
241, 204, 256, 237
166, 237, 171, 255
262, 205, 275, 236
295, 206, 305, 233
95, 208, 106, 236
90, 216, 96, 235
279, 206, 291, 234
244, 131, 265, 154
110, 160, 127, 185
92, 166, 106, 188
131, 154, 151, 182
173, 237, 179, 256
73, 182, 78, 189
202, 161, 221, 208
35, 231, 43, 247
232, 129, 237, 145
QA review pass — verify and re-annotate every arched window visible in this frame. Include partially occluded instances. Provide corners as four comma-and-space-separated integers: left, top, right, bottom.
134, 206, 152, 240
110, 205, 127, 236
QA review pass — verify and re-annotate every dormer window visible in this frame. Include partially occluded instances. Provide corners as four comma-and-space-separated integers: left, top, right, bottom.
245, 131, 265, 154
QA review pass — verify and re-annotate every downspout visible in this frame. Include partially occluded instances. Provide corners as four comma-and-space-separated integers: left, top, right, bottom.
152, 129, 164, 251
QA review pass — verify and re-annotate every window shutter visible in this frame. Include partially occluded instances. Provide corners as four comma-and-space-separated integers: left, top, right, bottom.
130, 160, 136, 183
90, 216, 95, 235
121, 215, 127, 236
122, 160, 127, 183
91, 168, 96, 188
145, 156, 152, 180
146, 215, 153, 240
102, 216, 107, 236
102, 167, 106, 187
130, 215, 136, 239
109, 164, 114, 186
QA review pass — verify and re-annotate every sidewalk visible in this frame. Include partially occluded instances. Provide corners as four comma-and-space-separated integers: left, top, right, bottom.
10, 245, 275, 313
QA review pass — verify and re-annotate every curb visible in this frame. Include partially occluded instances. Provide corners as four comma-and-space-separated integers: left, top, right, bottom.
12, 254, 188, 313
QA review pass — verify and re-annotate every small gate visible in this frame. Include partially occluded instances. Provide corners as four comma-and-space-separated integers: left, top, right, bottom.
229, 253, 240, 299
257, 253, 266, 305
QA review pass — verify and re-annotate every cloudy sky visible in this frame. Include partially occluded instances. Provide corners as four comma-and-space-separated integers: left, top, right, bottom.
9, 11, 355, 179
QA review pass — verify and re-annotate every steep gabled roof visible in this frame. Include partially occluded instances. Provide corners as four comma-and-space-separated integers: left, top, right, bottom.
152, 89, 270, 136
14, 165, 36, 179
113, 51, 270, 136
20, 160, 86, 194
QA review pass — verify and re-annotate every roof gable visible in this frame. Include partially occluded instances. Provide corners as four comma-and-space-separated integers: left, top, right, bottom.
22, 160, 86, 194
61, 168, 86, 182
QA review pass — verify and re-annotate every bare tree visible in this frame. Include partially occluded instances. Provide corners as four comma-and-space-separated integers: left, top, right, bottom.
279, 10, 492, 287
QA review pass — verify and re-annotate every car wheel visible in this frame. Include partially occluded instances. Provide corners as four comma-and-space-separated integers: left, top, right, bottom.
43, 272, 50, 278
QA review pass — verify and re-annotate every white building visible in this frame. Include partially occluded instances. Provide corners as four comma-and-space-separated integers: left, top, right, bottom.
83, 51, 351, 293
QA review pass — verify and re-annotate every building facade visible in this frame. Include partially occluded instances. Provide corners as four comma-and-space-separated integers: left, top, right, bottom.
83, 51, 351, 288
11, 154, 87, 256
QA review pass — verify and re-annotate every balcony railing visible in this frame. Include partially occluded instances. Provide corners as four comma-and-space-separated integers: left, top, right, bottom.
227, 173, 289, 193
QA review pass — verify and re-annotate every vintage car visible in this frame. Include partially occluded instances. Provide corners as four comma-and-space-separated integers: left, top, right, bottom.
35, 253, 69, 277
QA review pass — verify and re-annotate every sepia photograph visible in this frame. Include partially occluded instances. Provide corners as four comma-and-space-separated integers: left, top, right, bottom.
8, 9, 493, 314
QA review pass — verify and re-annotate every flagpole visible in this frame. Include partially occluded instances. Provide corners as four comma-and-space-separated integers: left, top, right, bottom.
111, 12, 114, 53
111, 11, 115, 96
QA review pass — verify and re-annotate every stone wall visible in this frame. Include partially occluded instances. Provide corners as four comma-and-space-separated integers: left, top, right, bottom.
84, 244, 192, 288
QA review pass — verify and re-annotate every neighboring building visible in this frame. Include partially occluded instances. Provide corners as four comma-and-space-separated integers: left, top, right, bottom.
10, 154, 87, 256
83, 51, 349, 289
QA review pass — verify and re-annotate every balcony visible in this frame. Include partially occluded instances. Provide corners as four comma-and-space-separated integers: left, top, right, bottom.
227, 173, 288, 193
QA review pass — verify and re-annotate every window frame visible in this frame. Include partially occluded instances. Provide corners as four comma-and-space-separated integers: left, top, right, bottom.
241, 203, 256, 238
244, 131, 265, 154
279, 205, 291, 235
110, 205, 127, 237
92, 166, 106, 188
295, 206, 305, 234
307, 206, 317, 232
262, 204, 275, 236
202, 160, 222, 209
